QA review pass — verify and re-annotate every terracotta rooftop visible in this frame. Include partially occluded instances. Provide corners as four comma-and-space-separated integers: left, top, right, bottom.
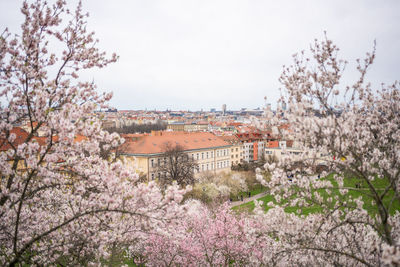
219, 135, 240, 144
119, 131, 231, 155
1, 127, 87, 152
0, 127, 30, 151
267, 140, 279, 148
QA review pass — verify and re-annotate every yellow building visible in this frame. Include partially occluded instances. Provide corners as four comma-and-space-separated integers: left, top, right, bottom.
167, 122, 185, 131
119, 131, 232, 180
167, 122, 209, 132
219, 135, 242, 166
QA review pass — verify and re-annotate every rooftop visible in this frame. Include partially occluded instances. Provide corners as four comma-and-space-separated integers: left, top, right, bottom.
119, 131, 231, 155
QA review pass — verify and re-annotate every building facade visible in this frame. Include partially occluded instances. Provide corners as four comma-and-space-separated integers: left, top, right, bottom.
119, 131, 232, 181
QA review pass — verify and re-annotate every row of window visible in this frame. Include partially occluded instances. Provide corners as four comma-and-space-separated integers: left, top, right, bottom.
231, 147, 240, 152
149, 149, 230, 168
150, 160, 231, 179
150, 147, 278, 168
197, 160, 230, 172
190, 149, 230, 160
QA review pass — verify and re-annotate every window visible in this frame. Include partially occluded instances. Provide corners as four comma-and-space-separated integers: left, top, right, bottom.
157, 158, 160, 166
202, 164, 204, 171
151, 159, 154, 168
206, 152, 209, 159
196, 153, 199, 160
202, 152, 204, 160
236, 148, 238, 152
151, 173, 155, 180
211, 151, 214, 158
211, 162, 214, 169
207, 163, 209, 170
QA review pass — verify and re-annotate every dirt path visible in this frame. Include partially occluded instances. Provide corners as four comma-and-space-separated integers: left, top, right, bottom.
229, 191, 269, 207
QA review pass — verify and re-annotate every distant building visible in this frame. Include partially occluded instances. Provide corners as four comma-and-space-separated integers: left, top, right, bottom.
222, 104, 227, 115
119, 131, 233, 181
167, 122, 185, 131
235, 132, 265, 163
219, 135, 243, 166
167, 122, 208, 132
264, 140, 302, 162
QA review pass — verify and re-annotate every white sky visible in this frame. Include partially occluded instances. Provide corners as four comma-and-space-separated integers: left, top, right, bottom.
1, 0, 399, 111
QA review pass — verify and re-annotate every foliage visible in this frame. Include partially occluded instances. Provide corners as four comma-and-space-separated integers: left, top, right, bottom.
2, 1, 399, 265
185, 171, 255, 204
144, 35, 400, 266
235, 173, 400, 216
231, 160, 266, 172
0, 1, 188, 265
105, 121, 167, 134
256, 34, 400, 265
155, 142, 198, 187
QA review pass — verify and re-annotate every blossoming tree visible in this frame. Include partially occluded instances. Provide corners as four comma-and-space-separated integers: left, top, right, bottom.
0, 1, 189, 265
256, 34, 400, 265
142, 36, 400, 266
2, 0, 399, 266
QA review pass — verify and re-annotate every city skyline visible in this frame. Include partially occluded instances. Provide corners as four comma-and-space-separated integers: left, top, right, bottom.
1, 0, 399, 111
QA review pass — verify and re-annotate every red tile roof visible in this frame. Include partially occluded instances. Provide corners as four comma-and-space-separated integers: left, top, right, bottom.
267, 141, 279, 148
119, 131, 231, 155
1, 127, 87, 152
0, 127, 30, 151
219, 135, 241, 144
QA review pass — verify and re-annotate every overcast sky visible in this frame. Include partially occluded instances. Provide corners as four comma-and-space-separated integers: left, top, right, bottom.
1, 1, 399, 111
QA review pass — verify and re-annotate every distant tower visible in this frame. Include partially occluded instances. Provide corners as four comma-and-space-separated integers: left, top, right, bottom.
222, 104, 227, 115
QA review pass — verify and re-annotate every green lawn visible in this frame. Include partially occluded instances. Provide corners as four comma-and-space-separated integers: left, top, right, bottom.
230, 185, 268, 201
233, 173, 400, 216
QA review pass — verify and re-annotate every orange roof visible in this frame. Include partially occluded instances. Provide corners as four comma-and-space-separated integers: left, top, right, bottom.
219, 135, 240, 144
267, 141, 279, 148
278, 123, 290, 130
0, 127, 29, 151
121, 133, 147, 138
119, 132, 231, 155
73, 134, 87, 142
1, 127, 88, 152
227, 122, 242, 127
